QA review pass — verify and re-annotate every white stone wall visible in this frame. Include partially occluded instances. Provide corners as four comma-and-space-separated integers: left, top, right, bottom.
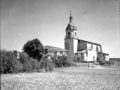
73, 39, 78, 53
93, 45, 97, 51
105, 55, 109, 61
56, 51, 62, 56
84, 50, 97, 62
87, 43, 92, 50
98, 46, 101, 52
84, 53, 87, 61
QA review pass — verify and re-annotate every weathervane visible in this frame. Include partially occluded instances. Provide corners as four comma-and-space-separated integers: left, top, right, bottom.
70, 11, 72, 17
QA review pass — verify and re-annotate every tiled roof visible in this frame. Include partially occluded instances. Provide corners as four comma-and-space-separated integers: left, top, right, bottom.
78, 39, 101, 46
98, 52, 109, 55
75, 50, 86, 53
44, 45, 68, 52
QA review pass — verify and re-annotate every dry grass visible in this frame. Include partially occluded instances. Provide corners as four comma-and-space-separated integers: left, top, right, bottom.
1, 66, 120, 90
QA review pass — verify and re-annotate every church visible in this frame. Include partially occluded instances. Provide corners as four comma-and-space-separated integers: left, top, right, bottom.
64, 12, 109, 62
44, 12, 109, 62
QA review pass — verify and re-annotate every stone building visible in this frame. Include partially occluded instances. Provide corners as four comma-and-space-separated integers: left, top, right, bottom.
65, 12, 109, 62
44, 45, 68, 56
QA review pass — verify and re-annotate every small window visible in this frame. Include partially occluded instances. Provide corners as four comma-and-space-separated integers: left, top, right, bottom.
75, 32, 76, 36
68, 32, 71, 38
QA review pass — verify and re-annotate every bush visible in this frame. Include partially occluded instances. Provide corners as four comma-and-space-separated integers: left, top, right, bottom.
52, 55, 70, 67
98, 60, 113, 66
73, 55, 84, 62
29, 58, 40, 71
40, 55, 54, 72
1, 49, 22, 74
19, 52, 33, 72
1, 49, 72, 74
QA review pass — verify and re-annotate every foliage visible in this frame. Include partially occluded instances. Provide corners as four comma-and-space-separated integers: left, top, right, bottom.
22, 38, 44, 61
52, 55, 70, 67
73, 55, 84, 62
1, 49, 22, 74
29, 58, 40, 71
109, 58, 120, 66
1, 49, 70, 74
98, 60, 114, 66
19, 52, 32, 72
1, 49, 42, 74
40, 54, 54, 72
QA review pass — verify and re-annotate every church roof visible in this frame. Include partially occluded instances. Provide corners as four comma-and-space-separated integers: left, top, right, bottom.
98, 52, 109, 55
78, 39, 101, 46
44, 45, 68, 52
75, 50, 87, 53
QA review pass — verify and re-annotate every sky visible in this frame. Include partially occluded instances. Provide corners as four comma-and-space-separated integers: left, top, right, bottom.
1, 0, 120, 58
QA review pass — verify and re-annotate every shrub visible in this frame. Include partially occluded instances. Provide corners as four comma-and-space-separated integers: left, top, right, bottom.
98, 60, 114, 66
19, 52, 32, 72
73, 55, 84, 62
1, 49, 54, 73
52, 55, 70, 67
29, 58, 40, 71
40, 54, 54, 72
1, 49, 22, 74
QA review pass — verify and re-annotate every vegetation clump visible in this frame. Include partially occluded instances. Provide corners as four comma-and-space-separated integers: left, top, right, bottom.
22, 38, 44, 61
1, 38, 71, 74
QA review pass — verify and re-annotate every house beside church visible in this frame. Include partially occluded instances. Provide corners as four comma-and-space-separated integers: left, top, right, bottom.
64, 12, 109, 62
44, 45, 68, 56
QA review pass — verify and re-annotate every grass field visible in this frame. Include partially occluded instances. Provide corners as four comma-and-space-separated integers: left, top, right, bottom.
1, 66, 120, 90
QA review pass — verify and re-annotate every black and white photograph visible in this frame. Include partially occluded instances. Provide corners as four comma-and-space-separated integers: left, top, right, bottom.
1, 0, 120, 90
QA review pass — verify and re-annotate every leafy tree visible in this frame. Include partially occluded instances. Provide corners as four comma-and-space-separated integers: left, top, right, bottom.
22, 38, 44, 61
19, 52, 32, 72
1, 49, 22, 74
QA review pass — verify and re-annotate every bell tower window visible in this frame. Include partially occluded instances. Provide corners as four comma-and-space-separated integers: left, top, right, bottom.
75, 32, 76, 36
68, 32, 71, 38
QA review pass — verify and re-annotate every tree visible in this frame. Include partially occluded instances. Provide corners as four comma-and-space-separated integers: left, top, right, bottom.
1, 49, 22, 74
40, 54, 54, 72
19, 52, 32, 72
29, 57, 40, 71
52, 55, 70, 67
22, 38, 44, 61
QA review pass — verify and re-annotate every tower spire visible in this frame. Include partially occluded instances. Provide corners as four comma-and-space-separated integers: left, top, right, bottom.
70, 11, 73, 22
70, 11, 72, 17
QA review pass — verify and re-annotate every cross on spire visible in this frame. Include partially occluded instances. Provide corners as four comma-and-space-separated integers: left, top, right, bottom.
70, 11, 72, 17
70, 11, 73, 22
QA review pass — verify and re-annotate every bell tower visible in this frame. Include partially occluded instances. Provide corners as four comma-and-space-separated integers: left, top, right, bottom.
65, 11, 77, 39
65, 11, 78, 62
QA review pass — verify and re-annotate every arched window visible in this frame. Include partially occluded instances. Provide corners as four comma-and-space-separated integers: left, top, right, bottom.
75, 32, 76, 36
68, 32, 71, 38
